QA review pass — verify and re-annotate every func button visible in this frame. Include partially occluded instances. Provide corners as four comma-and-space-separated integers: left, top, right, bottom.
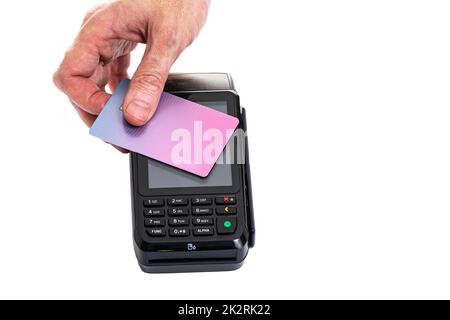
146, 228, 166, 237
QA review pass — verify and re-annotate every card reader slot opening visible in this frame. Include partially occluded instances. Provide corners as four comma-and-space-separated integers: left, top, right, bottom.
147, 249, 237, 262
148, 257, 238, 264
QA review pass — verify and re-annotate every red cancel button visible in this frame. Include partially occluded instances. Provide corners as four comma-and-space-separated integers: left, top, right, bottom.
216, 196, 236, 205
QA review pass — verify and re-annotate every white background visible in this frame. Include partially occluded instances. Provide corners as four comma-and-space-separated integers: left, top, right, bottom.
0, 0, 449, 299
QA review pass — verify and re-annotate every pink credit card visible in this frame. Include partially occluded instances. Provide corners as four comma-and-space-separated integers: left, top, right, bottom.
89, 79, 239, 177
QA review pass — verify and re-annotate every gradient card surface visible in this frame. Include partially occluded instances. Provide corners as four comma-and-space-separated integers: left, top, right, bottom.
89, 79, 239, 177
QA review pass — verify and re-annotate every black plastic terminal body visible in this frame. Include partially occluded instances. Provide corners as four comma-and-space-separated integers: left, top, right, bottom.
129, 73, 255, 273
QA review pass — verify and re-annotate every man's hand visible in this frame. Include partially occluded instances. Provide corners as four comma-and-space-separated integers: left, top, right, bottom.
54, 0, 210, 127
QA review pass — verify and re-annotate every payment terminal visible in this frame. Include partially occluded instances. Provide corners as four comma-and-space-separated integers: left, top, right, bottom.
130, 73, 255, 273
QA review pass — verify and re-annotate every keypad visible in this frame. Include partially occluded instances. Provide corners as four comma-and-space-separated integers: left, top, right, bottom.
143, 196, 238, 238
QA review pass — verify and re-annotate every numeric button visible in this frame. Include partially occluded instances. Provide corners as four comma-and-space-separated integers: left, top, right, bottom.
192, 197, 212, 206
143, 198, 164, 207
169, 218, 189, 227
144, 218, 165, 227
168, 198, 188, 206
192, 217, 214, 226
169, 228, 190, 237
168, 208, 189, 216
143, 208, 165, 217
192, 207, 212, 215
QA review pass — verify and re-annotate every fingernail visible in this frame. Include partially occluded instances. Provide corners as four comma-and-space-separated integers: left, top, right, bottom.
125, 100, 150, 122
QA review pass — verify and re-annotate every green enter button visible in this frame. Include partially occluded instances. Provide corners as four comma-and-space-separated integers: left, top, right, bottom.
217, 217, 237, 235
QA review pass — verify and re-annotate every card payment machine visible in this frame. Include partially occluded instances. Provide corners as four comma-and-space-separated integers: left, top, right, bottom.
130, 73, 255, 273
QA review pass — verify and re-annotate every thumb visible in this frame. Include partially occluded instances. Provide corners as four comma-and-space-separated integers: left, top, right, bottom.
123, 44, 176, 126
